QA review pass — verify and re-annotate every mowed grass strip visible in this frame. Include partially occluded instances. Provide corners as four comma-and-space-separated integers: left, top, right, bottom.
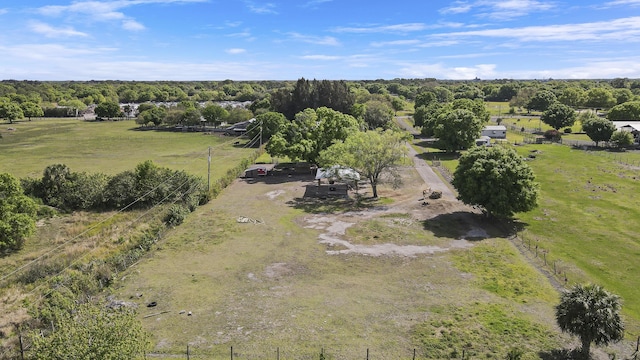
0, 118, 254, 179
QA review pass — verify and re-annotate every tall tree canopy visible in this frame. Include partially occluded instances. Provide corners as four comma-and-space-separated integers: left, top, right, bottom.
0, 100, 24, 123
201, 103, 228, 127
540, 102, 577, 130
363, 100, 394, 129
607, 101, 640, 121
434, 109, 484, 153
452, 146, 539, 218
94, 101, 122, 120
581, 114, 616, 146
270, 78, 355, 119
584, 88, 616, 109
266, 107, 360, 164
319, 129, 409, 198
527, 89, 557, 112
556, 284, 624, 360
0, 173, 37, 252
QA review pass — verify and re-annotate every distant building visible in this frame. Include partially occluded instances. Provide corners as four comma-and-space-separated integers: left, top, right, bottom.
224, 118, 255, 136
481, 125, 507, 139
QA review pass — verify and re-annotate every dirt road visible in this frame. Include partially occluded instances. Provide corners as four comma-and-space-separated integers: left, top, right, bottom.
396, 116, 457, 201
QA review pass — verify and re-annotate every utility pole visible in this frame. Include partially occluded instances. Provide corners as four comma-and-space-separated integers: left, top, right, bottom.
207, 146, 211, 192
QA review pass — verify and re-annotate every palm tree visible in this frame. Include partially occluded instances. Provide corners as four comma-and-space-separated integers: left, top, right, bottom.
555, 284, 624, 359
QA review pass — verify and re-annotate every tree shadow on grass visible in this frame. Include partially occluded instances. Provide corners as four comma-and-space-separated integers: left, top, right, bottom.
422, 211, 528, 240
286, 194, 382, 214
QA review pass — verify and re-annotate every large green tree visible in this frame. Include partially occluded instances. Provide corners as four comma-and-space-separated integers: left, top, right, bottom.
527, 89, 557, 112
452, 146, 539, 218
581, 115, 616, 147
0, 101, 24, 123
319, 129, 409, 198
555, 284, 624, 360
266, 107, 360, 164
363, 100, 393, 129
94, 101, 121, 120
20, 101, 44, 120
541, 102, 577, 130
607, 101, 640, 121
434, 109, 484, 153
0, 173, 37, 252
201, 103, 229, 127
584, 88, 616, 110
246, 111, 288, 145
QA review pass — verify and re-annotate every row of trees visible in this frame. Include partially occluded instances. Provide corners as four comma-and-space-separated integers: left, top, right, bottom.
413, 98, 490, 152
21, 161, 205, 214
1, 160, 206, 253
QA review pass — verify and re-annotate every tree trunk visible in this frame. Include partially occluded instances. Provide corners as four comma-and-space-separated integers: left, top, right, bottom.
581, 338, 591, 359
371, 184, 378, 198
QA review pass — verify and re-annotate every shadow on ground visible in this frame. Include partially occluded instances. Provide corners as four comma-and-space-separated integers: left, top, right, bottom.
422, 211, 527, 239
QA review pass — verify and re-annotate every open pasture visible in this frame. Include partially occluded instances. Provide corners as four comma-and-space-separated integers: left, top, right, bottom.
114, 166, 569, 359
0, 118, 253, 180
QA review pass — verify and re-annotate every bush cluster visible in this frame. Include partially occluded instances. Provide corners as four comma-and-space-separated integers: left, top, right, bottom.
22, 161, 206, 213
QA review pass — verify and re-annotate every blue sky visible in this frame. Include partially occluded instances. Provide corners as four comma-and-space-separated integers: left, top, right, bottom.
1, 0, 639, 80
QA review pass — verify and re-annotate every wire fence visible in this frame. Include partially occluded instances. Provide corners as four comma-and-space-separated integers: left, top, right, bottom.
143, 346, 428, 360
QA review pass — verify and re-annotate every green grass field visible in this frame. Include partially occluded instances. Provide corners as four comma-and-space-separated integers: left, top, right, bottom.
0, 118, 255, 180
2, 116, 639, 358
411, 136, 640, 338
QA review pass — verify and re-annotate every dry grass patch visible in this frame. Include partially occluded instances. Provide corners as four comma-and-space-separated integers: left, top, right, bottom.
112, 167, 567, 358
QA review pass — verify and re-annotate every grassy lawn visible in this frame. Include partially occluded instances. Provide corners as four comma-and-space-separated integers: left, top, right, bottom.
410, 135, 640, 338
512, 144, 640, 335
0, 118, 255, 180
4, 116, 639, 358
114, 169, 565, 358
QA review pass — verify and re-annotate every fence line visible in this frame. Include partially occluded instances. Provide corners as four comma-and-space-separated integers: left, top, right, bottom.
145, 346, 427, 360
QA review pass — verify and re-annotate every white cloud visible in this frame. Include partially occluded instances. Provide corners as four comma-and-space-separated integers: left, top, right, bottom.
0, 8, 8, 15
34, 0, 205, 31
300, 55, 341, 60
370, 39, 422, 47
440, 2, 473, 14
122, 19, 145, 31
440, 0, 555, 20
245, 2, 277, 14
226, 48, 246, 54
301, 0, 333, 8
288, 32, 340, 46
433, 16, 640, 42
603, 0, 640, 6
399, 62, 497, 79
332, 23, 428, 34
28, 21, 90, 38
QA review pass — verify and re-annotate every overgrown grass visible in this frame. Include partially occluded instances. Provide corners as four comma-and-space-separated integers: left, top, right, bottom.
413, 302, 559, 360
112, 168, 567, 358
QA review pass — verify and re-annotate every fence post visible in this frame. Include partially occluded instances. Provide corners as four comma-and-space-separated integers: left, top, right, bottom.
187, 344, 190, 360
277, 347, 280, 360
413, 348, 416, 360
231, 346, 233, 360
366, 348, 369, 360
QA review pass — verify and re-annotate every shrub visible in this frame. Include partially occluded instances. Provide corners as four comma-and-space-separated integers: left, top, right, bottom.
429, 191, 442, 199
544, 129, 561, 141
563, 127, 572, 133
164, 204, 190, 227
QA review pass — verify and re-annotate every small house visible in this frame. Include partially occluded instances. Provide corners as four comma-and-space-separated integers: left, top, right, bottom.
475, 136, 492, 146
481, 125, 507, 139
